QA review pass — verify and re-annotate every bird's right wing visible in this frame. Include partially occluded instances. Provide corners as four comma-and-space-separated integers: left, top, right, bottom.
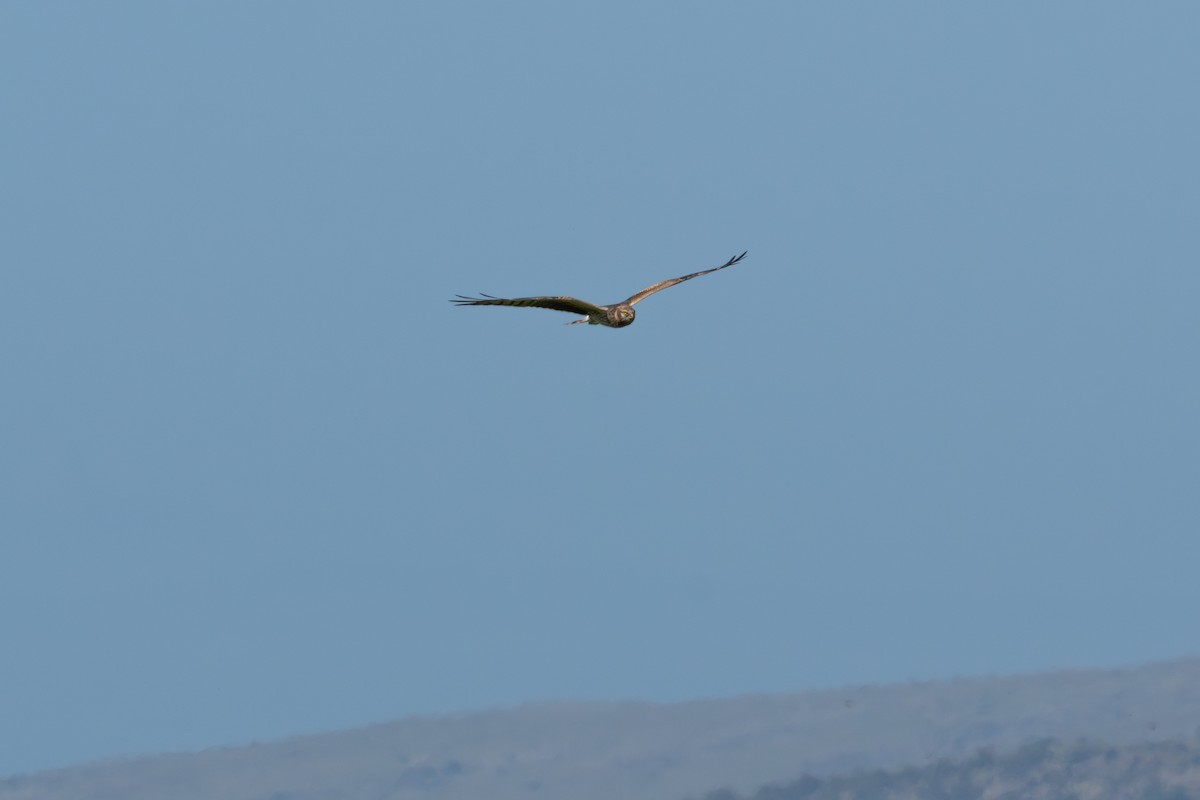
451, 294, 606, 316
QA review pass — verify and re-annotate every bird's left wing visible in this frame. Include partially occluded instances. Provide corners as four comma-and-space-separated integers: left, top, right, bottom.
451, 294, 606, 316
622, 251, 747, 306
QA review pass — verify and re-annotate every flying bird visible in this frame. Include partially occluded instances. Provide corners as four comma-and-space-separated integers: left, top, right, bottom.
451, 251, 747, 328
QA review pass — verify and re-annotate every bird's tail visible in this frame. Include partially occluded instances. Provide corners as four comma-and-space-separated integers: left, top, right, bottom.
565, 317, 589, 326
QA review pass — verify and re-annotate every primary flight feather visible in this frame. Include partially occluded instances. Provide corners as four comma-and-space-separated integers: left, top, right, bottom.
451, 251, 748, 328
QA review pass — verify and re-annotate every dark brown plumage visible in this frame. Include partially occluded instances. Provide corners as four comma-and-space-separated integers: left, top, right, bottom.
451, 251, 747, 328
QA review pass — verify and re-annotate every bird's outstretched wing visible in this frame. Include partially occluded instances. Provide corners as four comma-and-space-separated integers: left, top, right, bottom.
451, 294, 607, 316
622, 251, 748, 306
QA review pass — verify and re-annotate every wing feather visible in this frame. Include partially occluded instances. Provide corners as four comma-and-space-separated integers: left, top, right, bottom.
451, 294, 606, 316
622, 251, 748, 306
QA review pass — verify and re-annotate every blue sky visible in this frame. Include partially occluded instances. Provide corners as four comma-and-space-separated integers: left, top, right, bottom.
2, 1, 1198, 777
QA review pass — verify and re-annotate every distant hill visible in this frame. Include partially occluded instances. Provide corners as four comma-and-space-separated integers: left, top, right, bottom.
3, 658, 1199, 800
704, 737, 1200, 800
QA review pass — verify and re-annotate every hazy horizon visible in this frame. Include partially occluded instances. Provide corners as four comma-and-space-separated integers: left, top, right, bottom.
4, 1, 1198, 778
7, 656, 1200, 800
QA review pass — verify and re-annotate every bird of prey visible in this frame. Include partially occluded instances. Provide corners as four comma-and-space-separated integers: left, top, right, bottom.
451, 251, 748, 328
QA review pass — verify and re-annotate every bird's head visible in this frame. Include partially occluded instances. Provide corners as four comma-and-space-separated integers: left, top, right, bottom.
611, 306, 635, 327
